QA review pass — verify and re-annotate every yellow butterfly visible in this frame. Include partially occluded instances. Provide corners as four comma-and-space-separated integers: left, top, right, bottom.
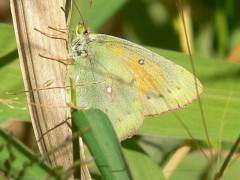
67, 24, 203, 140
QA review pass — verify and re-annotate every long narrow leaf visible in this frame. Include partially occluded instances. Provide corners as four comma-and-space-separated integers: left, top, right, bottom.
122, 139, 165, 180
72, 109, 132, 180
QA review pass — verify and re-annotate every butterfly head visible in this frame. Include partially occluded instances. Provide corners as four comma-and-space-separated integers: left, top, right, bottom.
76, 23, 90, 37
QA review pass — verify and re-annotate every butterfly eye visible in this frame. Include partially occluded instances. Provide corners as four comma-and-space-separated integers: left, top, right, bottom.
138, 59, 145, 65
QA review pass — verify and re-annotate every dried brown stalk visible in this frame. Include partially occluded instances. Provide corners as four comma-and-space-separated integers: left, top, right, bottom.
9, 1, 91, 178
10, 0, 72, 166
163, 140, 194, 179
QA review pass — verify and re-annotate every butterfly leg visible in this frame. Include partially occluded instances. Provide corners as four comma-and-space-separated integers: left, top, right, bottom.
36, 116, 71, 142
34, 28, 68, 49
38, 54, 73, 66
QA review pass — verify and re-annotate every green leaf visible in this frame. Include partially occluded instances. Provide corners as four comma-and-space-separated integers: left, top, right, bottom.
0, 56, 29, 125
0, 23, 17, 57
139, 48, 240, 143
72, 109, 132, 180
122, 139, 165, 180
0, 23, 29, 125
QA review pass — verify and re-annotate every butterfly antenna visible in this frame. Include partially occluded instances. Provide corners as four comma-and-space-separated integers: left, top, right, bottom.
176, 0, 216, 173
72, 0, 85, 25
86, 0, 93, 25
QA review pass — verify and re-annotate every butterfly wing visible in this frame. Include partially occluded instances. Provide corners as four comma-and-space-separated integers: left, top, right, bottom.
68, 33, 203, 140
67, 40, 144, 140
92, 34, 203, 116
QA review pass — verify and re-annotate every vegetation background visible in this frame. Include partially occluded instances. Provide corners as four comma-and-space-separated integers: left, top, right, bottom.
0, 0, 239, 179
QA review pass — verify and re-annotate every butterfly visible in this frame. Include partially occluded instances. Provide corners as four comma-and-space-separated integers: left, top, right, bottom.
67, 24, 203, 140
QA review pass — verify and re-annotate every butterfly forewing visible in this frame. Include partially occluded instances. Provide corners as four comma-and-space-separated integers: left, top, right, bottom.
93, 34, 203, 116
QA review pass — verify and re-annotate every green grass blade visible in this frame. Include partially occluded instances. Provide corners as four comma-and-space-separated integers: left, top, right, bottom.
72, 109, 132, 180
122, 139, 165, 180
0, 56, 29, 125
0, 24, 17, 57
0, 24, 29, 125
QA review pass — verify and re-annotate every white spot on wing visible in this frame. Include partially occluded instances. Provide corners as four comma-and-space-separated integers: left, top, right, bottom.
106, 86, 112, 94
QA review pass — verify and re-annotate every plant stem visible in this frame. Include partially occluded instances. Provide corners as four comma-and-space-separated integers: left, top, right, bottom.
70, 77, 81, 179
214, 135, 240, 180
